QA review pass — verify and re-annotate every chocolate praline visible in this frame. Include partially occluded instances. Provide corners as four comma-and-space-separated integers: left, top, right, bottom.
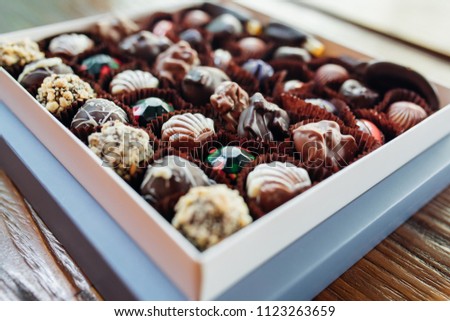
304, 98, 337, 115
246, 161, 312, 213
80, 54, 121, 77
206, 146, 255, 182
179, 29, 203, 46
161, 113, 215, 144
356, 119, 384, 144
172, 184, 252, 251
119, 31, 172, 62
152, 20, 174, 37
18, 57, 73, 88
71, 98, 128, 131
238, 93, 290, 141
241, 59, 274, 81
49, 33, 94, 57
314, 64, 349, 86
264, 22, 307, 45
140, 155, 214, 212
210, 81, 249, 131
109, 70, 159, 95
273, 46, 311, 62
206, 13, 243, 35
339, 79, 379, 108
212, 49, 232, 71
292, 120, 357, 169
132, 97, 174, 126
93, 15, 139, 43
181, 66, 230, 105
182, 10, 212, 28
237, 37, 266, 56
386, 101, 427, 131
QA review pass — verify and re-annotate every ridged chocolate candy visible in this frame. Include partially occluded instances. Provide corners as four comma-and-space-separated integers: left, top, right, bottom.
119, 31, 172, 62
293, 120, 357, 169
238, 93, 290, 141
314, 64, 349, 86
71, 98, 128, 131
18, 57, 73, 88
246, 161, 312, 212
210, 81, 249, 131
161, 113, 215, 144
49, 34, 94, 56
339, 79, 379, 108
181, 66, 230, 105
386, 101, 427, 131
109, 70, 159, 95
154, 41, 200, 84
140, 155, 214, 208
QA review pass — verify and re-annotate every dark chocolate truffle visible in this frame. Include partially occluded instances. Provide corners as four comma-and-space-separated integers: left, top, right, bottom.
80, 54, 121, 77
140, 155, 214, 207
49, 33, 94, 56
206, 146, 255, 182
0, 38, 44, 68
273, 46, 311, 62
246, 161, 312, 212
237, 93, 290, 141
132, 97, 174, 126
292, 120, 357, 169
109, 70, 159, 95
339, 79, 379, 108
181, 66, 230, 105
238, 37, 266, 56
304, 98, 337, 114
152, 20, 174, 37
182, 10, 211, 28
241, 59, 274, 81
88, 121, 153, 181
93, 15, 139, 43
210, 81, 250, 131
212, 49, 232, 70
71, 98, 128, 131
206, 13, 243, 35
36, 74, 96, 115
119, 31, 172, 62
356, 119, 384, 144
172, 184, 252, 251
314, 64, 349, 86
154, 41, 200, 84
161, 113, 215, 144
386, 101, 427, 131
18, 57, 73, 88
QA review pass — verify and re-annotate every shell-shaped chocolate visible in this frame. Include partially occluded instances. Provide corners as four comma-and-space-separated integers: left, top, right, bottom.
161, 113, 215, 144
211, 81, 249, 131
49, 33, 94, 56
386, 101, 427, 131
314, 64, 349, 86
247, 161, 311, 212
109, 70, 159, 95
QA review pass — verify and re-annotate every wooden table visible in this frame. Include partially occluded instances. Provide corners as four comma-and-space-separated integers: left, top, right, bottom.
1, 0, 449, 301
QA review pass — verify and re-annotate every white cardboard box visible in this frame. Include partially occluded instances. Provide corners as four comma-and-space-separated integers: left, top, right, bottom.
1, 1, 450, 300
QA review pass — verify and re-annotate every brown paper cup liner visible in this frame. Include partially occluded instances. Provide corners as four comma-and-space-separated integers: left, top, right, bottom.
269, 59, 315, 81
260, 70, 287, 98
375, 88, 433, 115
281, 93, 347, 129
289, 119, 380, 172
143, 147, 232, 221
353, 108, 401, 143
225, 62, 259, 96
236, 153, 331, 219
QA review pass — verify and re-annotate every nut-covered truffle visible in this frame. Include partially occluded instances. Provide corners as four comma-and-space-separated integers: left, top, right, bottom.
119, 31, 172, 62
110, 70, 159, 95
49, 33, 94, 56
88, 120, 153, 181
292, 120, 357, 169
154, 41, 200, 84
172, 184, 252, 251
161, 113, 215, 144
140, 155, 214, 208
71, 98, 128, 131
210, 81, 249, 131
181, 66, 230, 105
238, 92, 290, 141
36, 74, 96, 114
0, 38, 44, 68
18, 57, 73, 88
247, 161, 312, 212
386, 101, 427, 131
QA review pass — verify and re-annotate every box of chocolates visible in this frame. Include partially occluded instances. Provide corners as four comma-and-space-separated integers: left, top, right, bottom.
1, 1, 450, 299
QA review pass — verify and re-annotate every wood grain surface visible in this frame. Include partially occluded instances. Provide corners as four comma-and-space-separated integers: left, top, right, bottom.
0, 170, 99, 301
